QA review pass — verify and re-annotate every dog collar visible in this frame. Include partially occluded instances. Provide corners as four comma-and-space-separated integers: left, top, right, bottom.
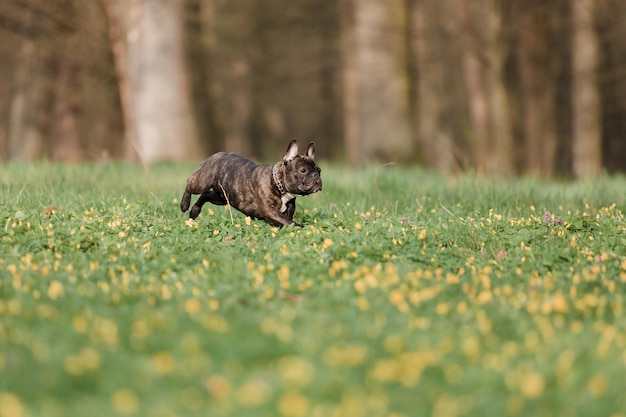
272, 163, 287, 195
272, 163, 296, 212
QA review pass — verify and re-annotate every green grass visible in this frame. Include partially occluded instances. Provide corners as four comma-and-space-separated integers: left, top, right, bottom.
1, 161, 626, 417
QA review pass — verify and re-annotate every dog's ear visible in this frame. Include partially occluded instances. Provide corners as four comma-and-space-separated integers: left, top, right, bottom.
283, 140, 299, 162
306, 142, 316, 160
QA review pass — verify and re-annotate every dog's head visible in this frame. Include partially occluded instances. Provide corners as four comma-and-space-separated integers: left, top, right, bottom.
281, 140, 322, 196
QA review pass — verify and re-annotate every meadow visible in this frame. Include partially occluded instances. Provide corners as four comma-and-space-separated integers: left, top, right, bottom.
1, 161, 626, 417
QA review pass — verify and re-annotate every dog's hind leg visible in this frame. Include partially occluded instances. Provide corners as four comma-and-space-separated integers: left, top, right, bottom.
180, 187, 192, 212
189, 193, 210, 219
188, 189, 226, 219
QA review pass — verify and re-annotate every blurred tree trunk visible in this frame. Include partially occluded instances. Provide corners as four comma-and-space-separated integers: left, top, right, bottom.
484, 0, 513, 175
36, 0, 84, 162
3, 1, 92, 162
456, 1, 489, 175
340, 0, 412, 164
0, 40, 14, 160
596, 0, 626, 173
410, 0, 450, 171
518, 2, 559, 177
250, 0, 342, 160
340, 0, 360, 164
8, 40, 50, 160
103, 0, 200, 162
457, 0, 513, 176
102, 0, 135, 159
185, 0, 215, 155
571, 0, 602, 177
78, 0, 126, 161
51, 58, 83, 161
201, 0, 253, 156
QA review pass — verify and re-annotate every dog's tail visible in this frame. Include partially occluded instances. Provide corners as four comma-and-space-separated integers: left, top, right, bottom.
180, 187, 191, 212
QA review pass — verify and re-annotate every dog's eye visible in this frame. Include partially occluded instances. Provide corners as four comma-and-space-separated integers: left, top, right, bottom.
299, 167, 308, 174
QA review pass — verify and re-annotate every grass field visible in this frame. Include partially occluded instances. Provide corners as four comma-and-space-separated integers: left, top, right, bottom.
1, 161, 626, 417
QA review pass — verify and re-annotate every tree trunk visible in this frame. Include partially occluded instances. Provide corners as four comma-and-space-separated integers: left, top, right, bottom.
340, 0, 361, 164
410, 0, 449, 171
457, 0, 514, 176
103, 0, 200, 162
202, 0, 253, 156
457, 1, 490, 175
340, 0, 412, 163
518, 2, 559, 177
185, 0, 215, 155
456, 1, 504, 176
102, 0, 135, 160
51, 54, 84, 162
571, 0, 602, 177
484, 0, 513, 176
8, 40, 50, 160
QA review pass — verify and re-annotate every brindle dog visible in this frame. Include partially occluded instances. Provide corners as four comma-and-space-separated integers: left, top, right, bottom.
180, 141, 322, 227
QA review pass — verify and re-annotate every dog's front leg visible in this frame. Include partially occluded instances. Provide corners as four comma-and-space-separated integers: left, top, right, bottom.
264, 210, 302, 228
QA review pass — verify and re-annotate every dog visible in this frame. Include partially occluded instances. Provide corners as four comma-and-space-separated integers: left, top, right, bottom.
180, 140, 322, 227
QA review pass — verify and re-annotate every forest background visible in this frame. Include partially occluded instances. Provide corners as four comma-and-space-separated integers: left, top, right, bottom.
0, 0, 625, 178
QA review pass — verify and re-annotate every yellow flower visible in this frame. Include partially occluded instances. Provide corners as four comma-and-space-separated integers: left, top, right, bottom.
436, 303, 449, 315
0, 392, 25, 417
278, 356, 316, 387
520, 372, 545, 398
462, 337, 480, 361
551, 294, 568, 313
93, 318, 118, 348
587, 374, 608, 398
446, 274, 460, 284
236, 378, 271, 408
111, 389, 140, 415
152, 351, 176, 374
353, 280, 366, 294
369, 359, 399, 382
185, 299, 201, 315
278, 265, 290, 282
73, 316, 88, 334
80, 347, 101, 371
477, 291, 492, 304
389, 290, 404, 306
323, 345, 368, 368
47, 280, 64, 300
204, 375, 231, 400
208, 299, 220, 311
201, 315, 229, 333
278, 391, 309, 417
